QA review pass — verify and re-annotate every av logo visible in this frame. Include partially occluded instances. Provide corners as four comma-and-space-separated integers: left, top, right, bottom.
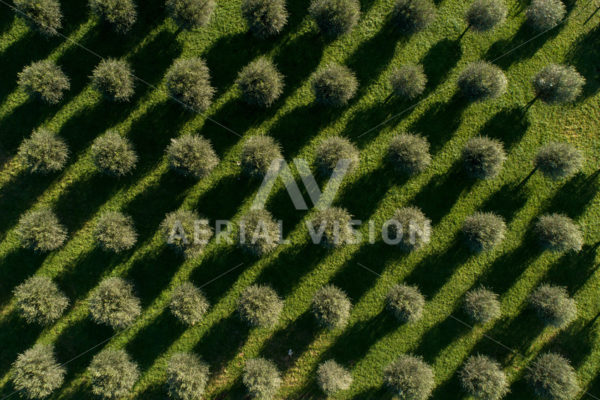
251, 158, 352, 211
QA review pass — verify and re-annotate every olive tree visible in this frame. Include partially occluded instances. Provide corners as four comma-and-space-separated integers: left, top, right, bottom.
311, 64, 358, 107
462, 136, 506, 180
461, 212, 506, 252
464, 0, 507, 35
532, 64, 585, 104
236, 58, 284, 107
12, 345, 65, 399
238, 209, 280, 256
166, 0, 216, 30
529, 284, 577, 328
526, 0, 566, 31
14, 276, 69, 325
18, 60, 70, 104
528, 353, 579, 400
88, 349, 139, 399
308, 0, 360, 37
463, 287, 501, 323
388, 133, 431, 175
311, 285, 352, 329
309, 207, 355, 248
237, 284, 283, 328
166, 135, 219, 179
388, 207, 432, 252
169, 282, 210, 326
240, 135, 282, 177
317, 360, 353, 395
534, 142, 583, 180
95, 211, 137, 252
383, 354, 435, 400
314, 136, 359, 176
91, 131, 138, 176
389, 64, 427, 100
242, 358, 282, 400
534, 214, 583, 252
166, 352, 210, 400
458, 61, 507, 101
88, 277, 141, 329
18, 129, 69, 174
242, 0, 288, 38
166, 58, 215, 112
14, 0, 63, 36
91, 59, 135, 101
17, 208, 67, 252
393, 0, 436, 34
460, 355, 509, 400
160, 209, 213, 258
386, 283, 425, 323
89, 0, 137, 33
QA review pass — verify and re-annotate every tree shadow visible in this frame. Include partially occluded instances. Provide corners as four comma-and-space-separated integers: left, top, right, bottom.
542, 174, 598, 219
0, 310, 43, 376
480, 183, 528, 222
479, 106, 530, 149
421, 38, 462, 90
541, 315, 599, 371
568, 25, 600, 98
414, 315, 467, 364
544, 244, 598, 296
0, 248, 45, 305
195, 174, 258, 222
350, 387, 393, 400
0, 100, 55, 156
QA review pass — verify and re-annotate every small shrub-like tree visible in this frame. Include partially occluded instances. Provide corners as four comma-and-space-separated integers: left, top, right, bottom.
88, 277, 141, 329
237, 284, 283, 328
238, 209, 280, 256
166, 0, 216, 30
95, 211, 137, 252
89, 349, 139, 400
317, 360, 353, 395
17, 208, 67, 252
91, 131, 138, 176
160, 209, 213, 257
465, 0, 507, 34
529, 284, 577, 328
243, 358, 282, 400
386, 284, 425, 323
388, 207, 432, 252
458, 61, 507, 102
18, 129, 69, 174
169, 282, 209, 326
532, 64, 585, 104
534, 214, 583, 252
14, 276, 69, 325
309, 207, 355, 248
312, 285, 351, 329
240, 135, 282, 178
242, 0, 288, 38
91, 59, 135, 101
528, 353, 579, 400
12, 345, 65, 399
314, 136, 359, 176
18, 60, 70, 104
460, 355, 509, 400
534, 143, 583, 180
389, 64, 427, 100
89, 0, 137, 33
392, 0, 436, 34
166, 58, 215, 112
14, 0, 63, 36
383, 354, 435, 400
526, 0, 566, 31
462, 136, 506, 180
462, 212, 506, 252
388, 133, 431, 175
166, 135, 218, 179
308, 0, 360, 37
236, 58, 284, 107
463, 288, 501, 323
166, 352, 210, 400
312, 64, 358, 107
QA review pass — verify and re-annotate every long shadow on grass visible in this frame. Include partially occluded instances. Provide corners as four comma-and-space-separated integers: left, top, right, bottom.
0, 248, 45, 305
479, 106, 530, 149
422, 38, 462, 90
0, 310, 43, 376
415, 314, 467, 364
569, 25, 600, 98
0, 100, 55, 155
542, 315, 600, 371
196, 174, 258, 222
480, 183, 528, 222
541, 175, 598, 219
543, 244, 598, 296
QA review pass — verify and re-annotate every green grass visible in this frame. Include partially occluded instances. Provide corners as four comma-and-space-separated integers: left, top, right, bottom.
0, 0, 599, 398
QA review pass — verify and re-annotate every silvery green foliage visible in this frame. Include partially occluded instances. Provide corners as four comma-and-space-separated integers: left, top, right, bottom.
89, 277, 141, 329
18, 129, 69, 174
312, 64, 358, 107
534, 214, 583, 252
95, 211, 137, 252
166, 0, 216, 29
458, 61, 507, 101
526, 0, 566, 31
317, 360, 353, 395
160, 209, 214, 258
242, 358, 282, 399
166, 353, 210, 400
169, 282, 210, 326
242, 0, 288, 38
534, 142, 583, 180
236, 58, 284, 107
91, 131, 138, 176
390, 64, 428, 100
166, 135, 219, 179
383, 354, 435, 400
462, 212, 506, 252
238, 209, 280, 256
309, 207, 355, 248
466, 0, 507, 32
529, 284, 577, 328
14, 276, 69, 325
528, 353, 579, 400
12, 345, 65, 399
462, 137, 506, 179
308, 0, 360, 36
312, 285, 352, 329
17, 208, 67, 252
388, 207, 432, 252
460, 355, 509, 400
237, 284, 283, 328
388, 133, 431, 175
14, 0, 63, 36
166, 58, 215, 112
18, 60, 70, 104
392, 0, 436, 34
91, 59, 135, 101
89, 0, 137, 33
463, 288, 501, 323
386, 284, 425, 323
89, 349, 139, 399
240, 135, 282, 177
314, 136, 359, 176
532, 64, 585, 104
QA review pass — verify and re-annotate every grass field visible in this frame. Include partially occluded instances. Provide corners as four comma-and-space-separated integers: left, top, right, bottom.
1, 0, 600, 398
